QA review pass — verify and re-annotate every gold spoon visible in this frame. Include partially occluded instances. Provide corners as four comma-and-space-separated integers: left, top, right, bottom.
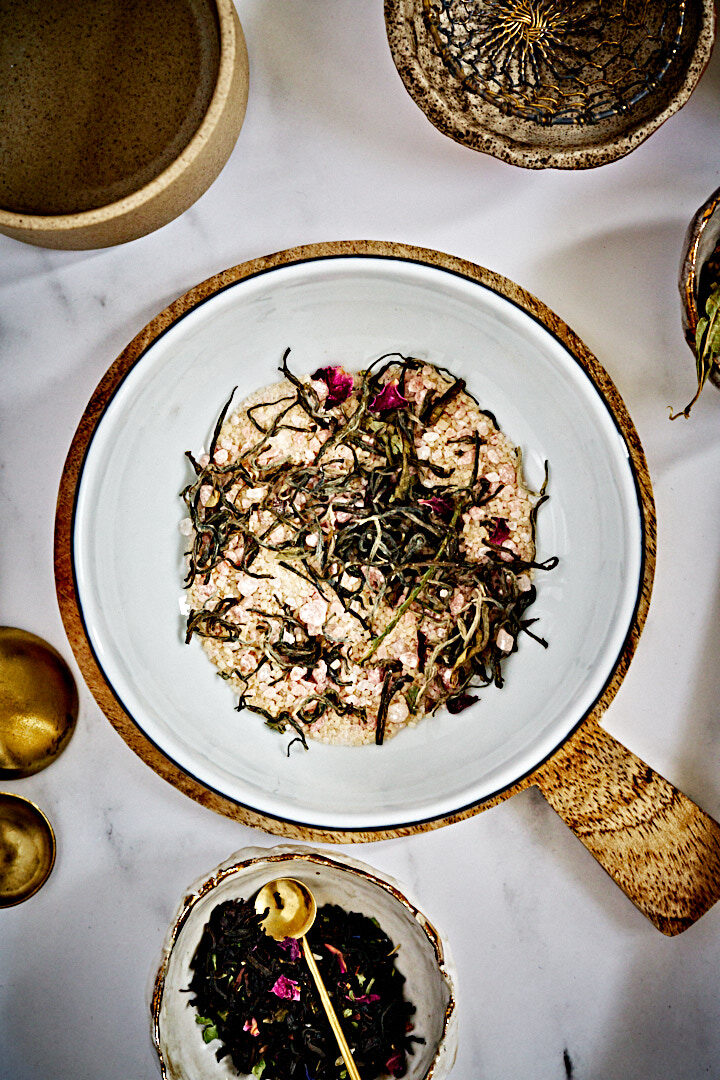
255, 878, 361, 1080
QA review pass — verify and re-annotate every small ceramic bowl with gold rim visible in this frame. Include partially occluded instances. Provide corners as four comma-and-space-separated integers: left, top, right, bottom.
679, 183, 720, 396
151, 845, 458, 1080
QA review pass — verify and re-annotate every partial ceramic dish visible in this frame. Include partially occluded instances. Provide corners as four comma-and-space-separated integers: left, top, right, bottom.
151, 845, 457, 1080
0, 0, 248, 249
385, 0, 716, 169
55, 241, 720, 934
679, 183, 720, 392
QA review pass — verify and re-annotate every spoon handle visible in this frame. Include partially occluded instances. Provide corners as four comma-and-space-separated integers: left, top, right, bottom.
301, 936, 361, 1080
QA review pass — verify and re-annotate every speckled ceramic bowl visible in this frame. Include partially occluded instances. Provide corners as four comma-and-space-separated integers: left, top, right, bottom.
385, 0, 716, 169
0, 0, 248, 249
679, 184, 720, 392
151, 845, 457, 1080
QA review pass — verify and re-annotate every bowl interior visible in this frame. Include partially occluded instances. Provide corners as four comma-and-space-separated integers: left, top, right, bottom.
0, 0, 220, 216
154, 851, 454, 1080
72, 255, 643, 831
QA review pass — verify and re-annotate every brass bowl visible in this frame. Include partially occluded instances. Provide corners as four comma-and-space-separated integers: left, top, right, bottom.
0, 0, 249, 249
679, 184, 720, 393
0, 792, 56, 907
385, 0, 716, 169
0, 627, 78, 778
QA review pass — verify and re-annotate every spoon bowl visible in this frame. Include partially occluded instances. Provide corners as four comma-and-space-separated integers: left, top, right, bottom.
254, 877, 317, 940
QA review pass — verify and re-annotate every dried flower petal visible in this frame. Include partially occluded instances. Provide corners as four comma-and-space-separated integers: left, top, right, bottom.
278, 937, 302, 961
447, 694, 479, 714
487, 517, 510, 545
419, 495, 454, 520
386, 1050, 405, 1077
324, 943, 347, 972
243, 1017, 260, 1037
270, 975, 301, 1001
312, 366, 354, 408
369, 381, 408, 413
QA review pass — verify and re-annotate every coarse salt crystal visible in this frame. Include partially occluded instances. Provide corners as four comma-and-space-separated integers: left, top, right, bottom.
236, 575, 261, 597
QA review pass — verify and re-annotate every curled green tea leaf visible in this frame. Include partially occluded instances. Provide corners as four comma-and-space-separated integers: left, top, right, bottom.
671, 282, 720, 419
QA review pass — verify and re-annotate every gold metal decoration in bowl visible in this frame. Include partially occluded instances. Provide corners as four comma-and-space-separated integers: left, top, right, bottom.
0, 627, 78, 779
385, 0, 716, 168
0, 0, 249, 249
0, 792, 56, 907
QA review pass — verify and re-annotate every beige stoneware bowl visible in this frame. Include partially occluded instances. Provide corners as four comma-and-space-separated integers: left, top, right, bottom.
151, 845, 457, 1080
0, 0, 248, 249
385, 0, 716, 169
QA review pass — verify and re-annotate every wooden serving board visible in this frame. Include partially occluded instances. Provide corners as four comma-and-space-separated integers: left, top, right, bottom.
54, 240, 720, 935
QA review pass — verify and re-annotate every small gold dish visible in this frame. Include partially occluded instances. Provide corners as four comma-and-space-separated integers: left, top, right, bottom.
0, 792, 56, 907
0, 627, 78, 779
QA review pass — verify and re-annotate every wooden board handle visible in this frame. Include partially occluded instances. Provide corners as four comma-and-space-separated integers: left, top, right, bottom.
535, 718, 720, 935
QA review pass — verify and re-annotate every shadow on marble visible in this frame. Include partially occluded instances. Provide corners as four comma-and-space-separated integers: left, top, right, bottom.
664, 542, 720, 821
532, 220, 691, 407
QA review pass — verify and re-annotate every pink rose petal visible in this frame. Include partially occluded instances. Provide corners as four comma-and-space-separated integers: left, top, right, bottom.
279, 937, 302, 961
312, 366, 354, 408
487, 517, 510, 545
324, 943, 347, 972
419, 495, 454, 520
270, 975, 301, 1001
386, 1050, 405, 1077
369, 381, 408, 413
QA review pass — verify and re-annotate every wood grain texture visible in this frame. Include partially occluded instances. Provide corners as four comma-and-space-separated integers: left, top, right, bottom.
54, 241, 659, 855
536, 718, 720, 935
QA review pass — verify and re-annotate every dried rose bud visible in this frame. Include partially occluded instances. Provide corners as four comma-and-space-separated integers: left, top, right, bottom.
369, 381, 408, 412
311, 365, 354, 408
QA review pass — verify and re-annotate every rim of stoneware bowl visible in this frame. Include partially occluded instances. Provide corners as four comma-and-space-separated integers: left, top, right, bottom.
0, 0, 241, 236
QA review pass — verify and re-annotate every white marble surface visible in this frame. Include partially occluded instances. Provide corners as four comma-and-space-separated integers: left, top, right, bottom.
2, 3, 720, 1078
